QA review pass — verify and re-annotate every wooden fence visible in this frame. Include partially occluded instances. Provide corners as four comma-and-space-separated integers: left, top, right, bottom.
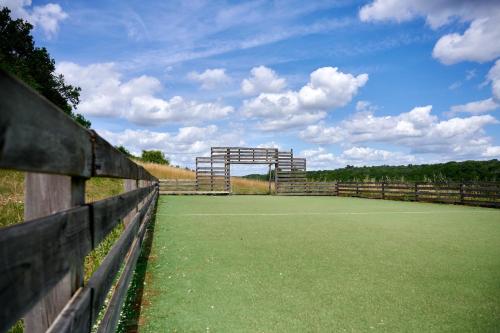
0, 69, 159, 333
159, 179, 197, 193
278, 181, 500, 207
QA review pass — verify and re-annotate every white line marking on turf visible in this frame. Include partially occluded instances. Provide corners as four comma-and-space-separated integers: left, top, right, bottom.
158, 210, 496, 217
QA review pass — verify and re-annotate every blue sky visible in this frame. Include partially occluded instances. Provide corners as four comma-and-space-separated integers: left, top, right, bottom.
3, 0, 500, 173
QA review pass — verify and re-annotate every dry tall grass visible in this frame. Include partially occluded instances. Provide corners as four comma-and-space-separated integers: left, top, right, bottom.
139, 162, 272, 194
0, 170, 24, 227
232, 177, 273, 194
137, 162, 196, 179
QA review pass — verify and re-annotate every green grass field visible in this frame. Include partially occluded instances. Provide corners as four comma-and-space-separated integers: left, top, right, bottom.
139, 196, 500, 332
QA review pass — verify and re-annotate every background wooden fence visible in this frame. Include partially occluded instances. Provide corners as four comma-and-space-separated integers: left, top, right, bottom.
278, 181, 500, 207
0, 69, 159, 333
159, 179, 197, 193
158, 178, 499, 208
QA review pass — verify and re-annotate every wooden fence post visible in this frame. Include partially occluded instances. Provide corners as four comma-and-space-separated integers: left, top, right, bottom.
225, 162, 231, 193
415, 182, 419, 201
274, 163, 279, 194
268, 164, 272, 194
210, 159, 214, 192
123, 179, 138, 226
24, 173, 86, 333
460, 183, 464, 203
381, 182, 385, 200
195, 158, 199, 191
227, 148, 231, 193
335, 182, 339, 196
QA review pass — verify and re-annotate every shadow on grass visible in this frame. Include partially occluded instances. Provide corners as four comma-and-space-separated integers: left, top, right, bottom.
117, 198, 158, 333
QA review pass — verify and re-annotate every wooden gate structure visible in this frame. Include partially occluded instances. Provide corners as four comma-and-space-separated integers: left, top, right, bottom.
192, 148, 499, 206
0, 69, 159, 333
195, 147, 307, 193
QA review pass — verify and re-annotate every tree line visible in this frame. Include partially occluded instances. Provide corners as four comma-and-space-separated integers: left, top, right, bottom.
307, 160, 500, 182
244, 159, 500, 182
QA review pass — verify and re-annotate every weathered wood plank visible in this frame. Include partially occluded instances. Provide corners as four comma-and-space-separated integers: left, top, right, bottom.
91, 132, 139, 179
91, 185, 155, 246
23, 174, 87, 333
137, 165, 157, 182
88, 214, 142, 326
97, 237, 141, 333
0, 69, 93, 177
0, 206, 91, 332
96, 194, 156, 333
46, 288, 92, 333
123, 179, 138, 226
47, 192, 157, 333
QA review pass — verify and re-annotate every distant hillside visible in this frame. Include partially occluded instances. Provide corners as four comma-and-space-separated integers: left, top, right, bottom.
244, 160, 500, 182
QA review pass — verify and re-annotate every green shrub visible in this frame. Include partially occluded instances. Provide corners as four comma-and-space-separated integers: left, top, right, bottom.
141, 150, 169, 165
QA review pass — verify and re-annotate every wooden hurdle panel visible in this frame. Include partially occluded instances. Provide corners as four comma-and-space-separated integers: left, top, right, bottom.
193, 147, 279, 193
276, 150, 307, 194
195, 157, 230, 192
211, 147, 278, 164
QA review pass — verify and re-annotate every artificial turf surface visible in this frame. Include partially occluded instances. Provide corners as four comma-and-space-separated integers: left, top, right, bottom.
139, 195, 500, 332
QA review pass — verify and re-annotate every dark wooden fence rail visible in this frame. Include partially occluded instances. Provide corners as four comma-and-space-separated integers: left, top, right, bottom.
278, 181, 500, 207
0, 69, 159, 333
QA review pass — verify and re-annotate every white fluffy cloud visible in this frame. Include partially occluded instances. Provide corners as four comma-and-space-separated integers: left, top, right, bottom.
187, 68, 231, 90
299, 123, 344, 144
57, 62, 234, 125
300, 147, 340, 169
256, 112, 326, 132
488, 60, 500, 100
483, 146, 500, 158
359, 0, 500, 64
300, 105, 499, 158
450, 98, 499, 115
298, 67, 368, 109
256, 141, 281, 149
342, 147, 416, 164
355, 100, 378, 112
1, 0, 67, 37
359, 0, 497, 28
300, 146, 416, 170
241, 66, 286, 95
433, 16, 500, 65
99, 125, 244, 166
241, 66, 368, 131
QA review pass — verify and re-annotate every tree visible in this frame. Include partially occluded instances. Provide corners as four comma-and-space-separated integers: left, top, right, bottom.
0, 7, 91, 128
141, 150, 169, 165
116, 145, 134, 158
